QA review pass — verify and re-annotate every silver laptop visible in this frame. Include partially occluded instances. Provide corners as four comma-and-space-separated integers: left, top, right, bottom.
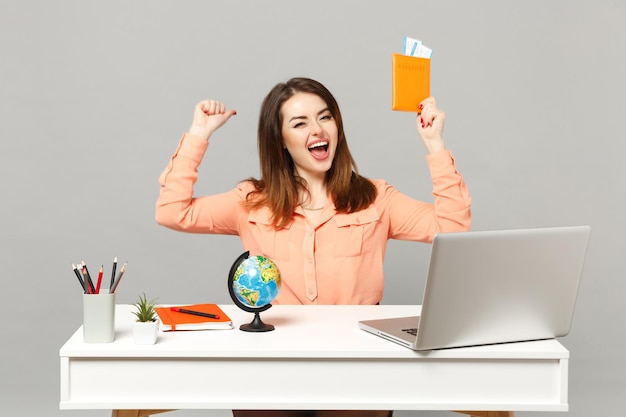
359, 226, 591, 350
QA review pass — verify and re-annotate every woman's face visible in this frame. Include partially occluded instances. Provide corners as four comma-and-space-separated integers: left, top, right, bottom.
280, 92, 338, 180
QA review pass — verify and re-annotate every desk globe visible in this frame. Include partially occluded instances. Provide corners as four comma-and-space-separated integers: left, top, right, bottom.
228, 251, 281, 332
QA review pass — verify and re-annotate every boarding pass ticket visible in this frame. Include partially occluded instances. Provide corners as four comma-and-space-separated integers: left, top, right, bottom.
403, 36, 432, 58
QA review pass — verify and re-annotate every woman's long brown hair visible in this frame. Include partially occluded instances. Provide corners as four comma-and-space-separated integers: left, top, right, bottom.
245, 77, 377, 228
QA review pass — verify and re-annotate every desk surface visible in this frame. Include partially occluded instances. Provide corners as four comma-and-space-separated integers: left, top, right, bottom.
60, 305, 569, 411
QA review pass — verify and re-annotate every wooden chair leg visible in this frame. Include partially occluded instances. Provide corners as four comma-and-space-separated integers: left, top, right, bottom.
112, 410, 175, 417
454, 412, 515, 417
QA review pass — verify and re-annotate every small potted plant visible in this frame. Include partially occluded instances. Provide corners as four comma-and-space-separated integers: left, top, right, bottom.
132, 292, 159, 345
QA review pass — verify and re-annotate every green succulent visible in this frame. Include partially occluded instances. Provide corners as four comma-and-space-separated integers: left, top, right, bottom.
132, 292, 158, 322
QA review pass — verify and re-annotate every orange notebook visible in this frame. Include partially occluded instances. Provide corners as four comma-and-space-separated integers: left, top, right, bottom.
155, 304, 233, 331
391, 53, 430, 112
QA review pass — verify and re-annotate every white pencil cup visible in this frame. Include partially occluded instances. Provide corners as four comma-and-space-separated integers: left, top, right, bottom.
83, 291, 116, 343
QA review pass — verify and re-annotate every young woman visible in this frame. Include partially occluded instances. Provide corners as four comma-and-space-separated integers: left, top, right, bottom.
156, 77, 471, 417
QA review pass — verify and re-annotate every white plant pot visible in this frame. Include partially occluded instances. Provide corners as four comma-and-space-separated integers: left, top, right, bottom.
133, 320, 158, 345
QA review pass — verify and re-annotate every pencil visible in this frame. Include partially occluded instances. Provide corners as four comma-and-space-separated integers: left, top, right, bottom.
72, 263, 87, 293
81, 261, 95, 294
110, 261, 127, 293
109, 256, 117, 290
95, 265, 103, 294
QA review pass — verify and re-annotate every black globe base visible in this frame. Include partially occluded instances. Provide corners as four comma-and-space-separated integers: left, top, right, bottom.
239, 311, 275, 332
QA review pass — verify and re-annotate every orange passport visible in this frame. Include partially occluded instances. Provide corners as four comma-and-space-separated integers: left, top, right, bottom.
155, 303, 233, 331
391, 54, 430, 112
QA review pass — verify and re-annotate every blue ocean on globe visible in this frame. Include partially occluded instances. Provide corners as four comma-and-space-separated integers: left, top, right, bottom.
231, 255, 281, 308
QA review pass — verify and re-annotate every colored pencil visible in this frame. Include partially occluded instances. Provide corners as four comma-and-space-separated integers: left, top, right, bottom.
110, 261, 127, 293
109, 256, 117, 290
72, 263, 87, 293
81, 261, 95, 294
95, 265, 103, 294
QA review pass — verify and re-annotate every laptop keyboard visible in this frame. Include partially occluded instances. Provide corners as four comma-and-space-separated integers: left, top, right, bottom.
402, 328, 418, 336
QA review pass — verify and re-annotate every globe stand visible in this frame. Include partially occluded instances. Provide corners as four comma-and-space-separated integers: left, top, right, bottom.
239, 310, 275, 332
228, 251, 280, 332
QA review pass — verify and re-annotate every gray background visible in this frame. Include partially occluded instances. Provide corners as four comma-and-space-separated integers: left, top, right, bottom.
1, 1, 624, 416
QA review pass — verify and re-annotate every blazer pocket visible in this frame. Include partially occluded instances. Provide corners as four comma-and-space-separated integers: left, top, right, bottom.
333, 207, 380, 258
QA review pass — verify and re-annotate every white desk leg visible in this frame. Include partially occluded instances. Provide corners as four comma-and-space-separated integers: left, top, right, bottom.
111, 410, 175, 417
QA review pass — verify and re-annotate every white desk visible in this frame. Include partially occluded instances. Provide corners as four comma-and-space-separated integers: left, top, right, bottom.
60, 305, 569, 413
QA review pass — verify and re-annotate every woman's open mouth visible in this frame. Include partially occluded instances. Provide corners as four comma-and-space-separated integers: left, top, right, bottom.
308, 140, 329, 160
